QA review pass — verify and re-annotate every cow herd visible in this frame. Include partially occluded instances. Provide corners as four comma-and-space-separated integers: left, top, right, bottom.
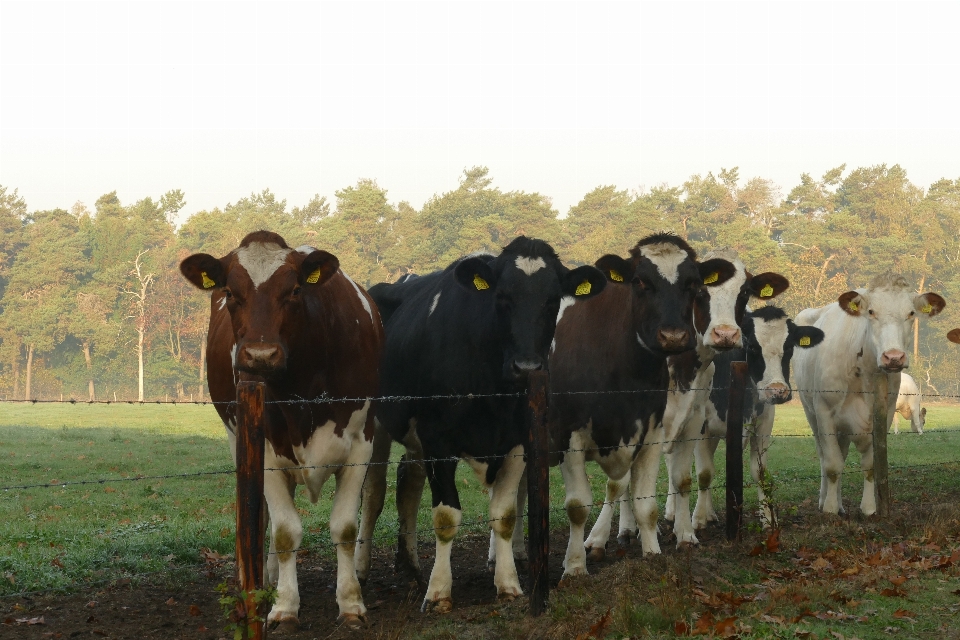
179, 230, 957, 629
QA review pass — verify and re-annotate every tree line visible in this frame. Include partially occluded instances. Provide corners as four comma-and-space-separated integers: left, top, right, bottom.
2, 164, 959, 402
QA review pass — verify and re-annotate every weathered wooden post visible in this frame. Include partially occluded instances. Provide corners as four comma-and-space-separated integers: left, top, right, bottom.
872, 373, 891, 517
236, 381, 265, 640
526, 370, 550, 616
725, 361, 748, 541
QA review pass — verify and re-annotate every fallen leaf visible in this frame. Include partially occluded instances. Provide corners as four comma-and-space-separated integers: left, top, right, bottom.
586, 607, 612, 638
811, 557, 831, 571
104, 487, 116, 493
749, 544, 765, 556
85, 601, 96, 608
889, 576, 907, 586
675, 620, 690, 635
50, 558, 64, 569
693, 611, 715, 635
189, 605, 201, 616
841, 566, 860, 577
830, 632, 845, 640
880, 587, 905, 597
15, 617, 45, 626
765, 529, 781, 552
893, 609, 916, 620
86, 615, 98, 624
714, 616, 738, 638
795, 631, 811, 639
198, 625, 208, 632
165, 597, 175, 606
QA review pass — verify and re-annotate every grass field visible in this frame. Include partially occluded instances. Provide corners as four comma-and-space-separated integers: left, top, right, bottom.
3, 401, 960, 604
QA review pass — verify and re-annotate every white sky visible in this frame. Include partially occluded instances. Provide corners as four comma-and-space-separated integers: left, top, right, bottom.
2, 1, 959, 222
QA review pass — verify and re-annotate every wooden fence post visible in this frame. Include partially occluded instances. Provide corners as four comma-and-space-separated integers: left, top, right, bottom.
725, 361, 748, 542
872, 373, 891, 518
526, 370, 550, 616
236, 381, 265, 640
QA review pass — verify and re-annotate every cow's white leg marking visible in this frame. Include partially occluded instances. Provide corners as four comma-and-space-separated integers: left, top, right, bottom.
488, 466, 529, 568
630, 418, 663, 555
264, 455, 302, 627
356, 420, 392, 584
668, 416, 700, 546
330, 440, 371, 620
396, 424, 426, 579
585, 476, 623, 554
749, 405, 776, 528
560, 430, 592, 578
488, 445, 525, 600
815, 403, 846, 515
424, 502, 461, 607
853, 433, 876, 516
692, 435, 721, 529
617, 481, 637, 541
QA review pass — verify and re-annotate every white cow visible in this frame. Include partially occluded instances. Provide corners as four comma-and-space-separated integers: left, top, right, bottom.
794, 274, 945, 516
891, 372, 925, 434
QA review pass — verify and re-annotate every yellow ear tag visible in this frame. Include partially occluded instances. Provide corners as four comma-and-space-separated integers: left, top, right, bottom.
799, 336, 811, 347
575, 280, 592, 296
759, 284, 774, 298
849, 301, 859, 311
921, 303, 933, 314
609, 270, 624, 282
305, 268, 322, 284
473, 274, 490, 291
201, 272, 216, 289
703, 272, 719, 285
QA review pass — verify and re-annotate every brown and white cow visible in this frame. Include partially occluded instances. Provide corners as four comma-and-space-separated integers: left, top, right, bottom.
180, 231, 383, 630
794, 274, 945, 516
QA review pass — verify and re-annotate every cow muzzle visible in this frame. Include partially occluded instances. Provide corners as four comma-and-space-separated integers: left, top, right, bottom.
708, 324, 741, 349
880, 349, 907, 372
508, 357, 544, 381
760, 382, 791, 404
657, 327, 691, 352
237, 341, 286, 373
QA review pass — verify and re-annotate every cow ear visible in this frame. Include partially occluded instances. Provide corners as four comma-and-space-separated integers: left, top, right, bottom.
914, 292, 945, 317
793, 325, 825, 349
594, 254, 634, 283
562, 265, 607, 299
948, 328, 960, 344
454, 257, 497, 293
698, 258, 737, 287
300, 250, 340, 286
180, 253, 225, 291
746, 272, 790, 300
838, 291, 864, 316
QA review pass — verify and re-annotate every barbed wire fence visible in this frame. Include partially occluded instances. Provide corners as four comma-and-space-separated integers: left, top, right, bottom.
3, 368, 960, 625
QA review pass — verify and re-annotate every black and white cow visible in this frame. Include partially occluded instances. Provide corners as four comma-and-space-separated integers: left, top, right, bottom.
356, 237, 606, 611
694, 306, 824, 528
549, 234, 738, 577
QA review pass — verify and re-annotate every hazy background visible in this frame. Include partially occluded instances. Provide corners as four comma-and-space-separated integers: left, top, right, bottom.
3, 0, 960, 220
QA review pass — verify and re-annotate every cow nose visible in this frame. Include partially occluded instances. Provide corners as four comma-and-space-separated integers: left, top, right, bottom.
657, 327, 690, 351
709, 324, 741, 348
766, 382, 791, 403
512, 358, 544, 375
881, 349, 906, 371
240, 342, 284, 370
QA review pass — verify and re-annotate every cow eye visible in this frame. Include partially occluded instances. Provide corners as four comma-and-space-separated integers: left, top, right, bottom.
292, 285, 302, 297
635, 279, 649, 291
223, 289, 233, 299
868, 309, 875, 317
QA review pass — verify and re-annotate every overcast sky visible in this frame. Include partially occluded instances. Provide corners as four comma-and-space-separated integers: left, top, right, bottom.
2, 1, 959, 222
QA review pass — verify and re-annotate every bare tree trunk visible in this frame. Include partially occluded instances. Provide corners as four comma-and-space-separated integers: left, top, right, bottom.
12, 350, 20, 398
198, 334, 207, 402
813, 254, 837, 301
83, 341, 95, 401
24, 344, 34, 400
138, 326, 145, 402
914, 274, 926, 360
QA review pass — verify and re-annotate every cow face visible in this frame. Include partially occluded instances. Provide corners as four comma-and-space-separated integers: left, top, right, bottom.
692, 249, 790, 350
744, 307, 824, 404
595, 234, 737, 354
180, 231, 340, 377
454, 237, 607, 383
949, 328, 960, 344
837, 275, 945, 372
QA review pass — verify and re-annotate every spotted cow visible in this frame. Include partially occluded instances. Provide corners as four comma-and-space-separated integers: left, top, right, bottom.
180, 231, 383, 630
794, 274, 945, 515
356, 237, 606, 611
549, 234, 737, 577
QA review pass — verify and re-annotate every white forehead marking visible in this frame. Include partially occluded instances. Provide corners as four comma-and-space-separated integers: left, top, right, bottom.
429, 291, 441, 316
235, 242, 292, 289
752, 317, 789, 354
515, 256, 546, 276
342, 271, 374, 323
702, 259, 747, 332
556, 296, 576, 323
296, 245, 317, 255
639, 242, 688, 284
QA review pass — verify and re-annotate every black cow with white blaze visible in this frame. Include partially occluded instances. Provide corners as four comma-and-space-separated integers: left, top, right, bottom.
356, 237, 606, 612
696, 306, 824, 528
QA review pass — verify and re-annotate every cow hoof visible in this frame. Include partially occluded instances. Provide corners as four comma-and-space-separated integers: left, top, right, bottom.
267, 613, 300, 633
336, 613, 366, 630
497, 588, 521, 603
617, 532, 633, 547
487, 559, 496, 573
677, 539, 699, 551
421, 597, 453, 614
586, 546, 606, 562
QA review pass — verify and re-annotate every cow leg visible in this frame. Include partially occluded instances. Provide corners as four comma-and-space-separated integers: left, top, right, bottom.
356, 420, 392, 585
330, 444, 371, 625
891, 413, 900, 435
488, 444, 526, 601
396, 426, 427, 585
422, 458, 461, 613
585, 475, 625, 560
560, 431, 592, 578
265, 482, 293, 586
264, 468, 302, 630
490, 467, 528, 568
749, 406, 776, 528
817, 427, 846, 515
852, 434, 876, 516
668, 422, 699, 547
630, 421, 663, 555
692, 435, 721, 530
617, 484, 638, 545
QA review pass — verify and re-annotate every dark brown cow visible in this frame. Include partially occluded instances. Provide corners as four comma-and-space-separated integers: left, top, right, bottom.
180, 231, 383, 630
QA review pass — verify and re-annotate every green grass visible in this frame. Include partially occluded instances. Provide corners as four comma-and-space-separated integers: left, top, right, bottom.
2, 402, 960, 602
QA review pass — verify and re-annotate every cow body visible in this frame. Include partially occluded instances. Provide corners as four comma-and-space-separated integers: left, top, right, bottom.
181, 231, 383, 629
892, 372, 925, 434
794, 275, 945, 515
549, 234, 737, 577
693, 307, 824, 529
584, 250, 790, 554
356, 237, 605, 611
